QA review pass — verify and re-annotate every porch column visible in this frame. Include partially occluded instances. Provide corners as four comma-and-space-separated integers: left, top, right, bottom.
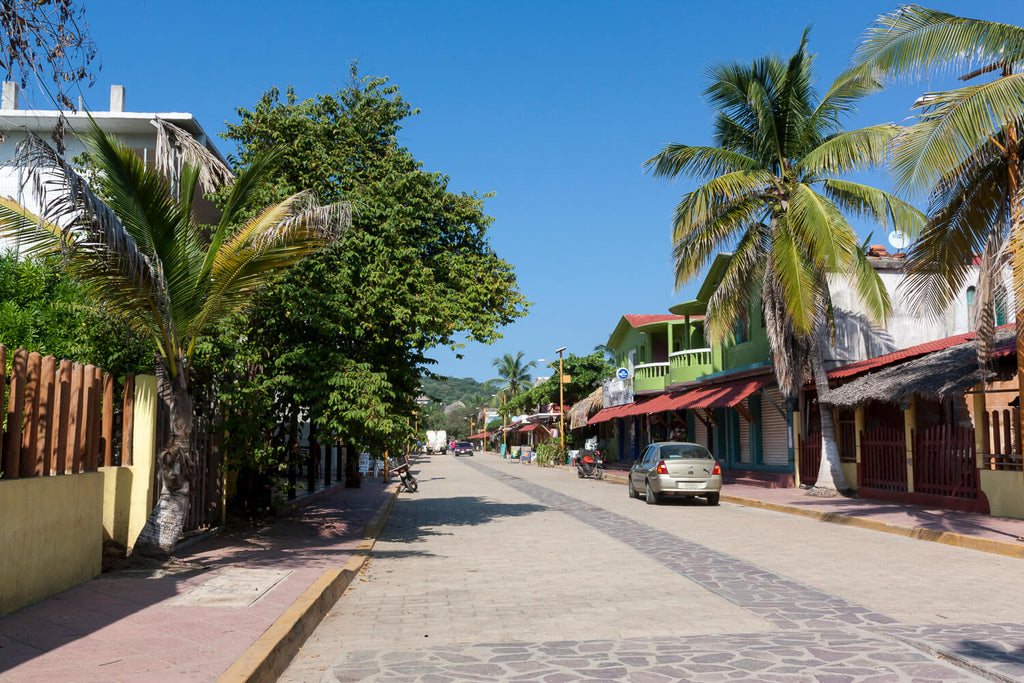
792, 409, 802, 487
971, 384, 987, 470
668, 323, 674, 356
854, 405, 865, 466
903, 397, 916, 493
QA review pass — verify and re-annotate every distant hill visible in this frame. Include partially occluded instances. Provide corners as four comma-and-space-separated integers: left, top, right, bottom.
419, 376, 490, 406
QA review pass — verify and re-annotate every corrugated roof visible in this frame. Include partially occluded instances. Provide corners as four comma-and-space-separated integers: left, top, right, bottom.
672, 378, 769, 409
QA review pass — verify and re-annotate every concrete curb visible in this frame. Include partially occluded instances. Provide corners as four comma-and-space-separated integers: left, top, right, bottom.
587, 461, 1024, 560
721, 493, 1024, 560
217, 483, 401, 683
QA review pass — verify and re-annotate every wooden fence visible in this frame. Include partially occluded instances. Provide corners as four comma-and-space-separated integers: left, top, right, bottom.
859, 426, 908, 492
0, 345, 134, 479
982, 407, 1024, 471
913, 425, 979, 499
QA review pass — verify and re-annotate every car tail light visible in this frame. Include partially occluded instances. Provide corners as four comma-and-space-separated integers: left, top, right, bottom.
656, 460, 668, 475
712, 462, 721, 475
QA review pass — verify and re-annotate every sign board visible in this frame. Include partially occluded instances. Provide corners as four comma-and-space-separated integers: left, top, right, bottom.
561, 374, 571, 383
616, 367, 630, 379
602, 376, 633, 408
358, 452, 371, 474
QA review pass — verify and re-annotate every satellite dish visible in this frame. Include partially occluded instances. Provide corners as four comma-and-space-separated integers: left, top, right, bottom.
888, 230, 910, 251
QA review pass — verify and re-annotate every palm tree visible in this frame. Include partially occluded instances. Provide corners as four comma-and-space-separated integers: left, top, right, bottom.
490, 351, 536, 399
0, 122, 349, 553
645, 32, 923, 495
852, 6, 1024, 389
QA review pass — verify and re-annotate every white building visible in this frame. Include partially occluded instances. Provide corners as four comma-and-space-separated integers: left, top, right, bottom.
0, 82, 227, 249
826, 244, 1012, 367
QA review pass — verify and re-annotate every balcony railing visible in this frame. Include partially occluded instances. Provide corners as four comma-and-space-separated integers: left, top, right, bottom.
634, 362, 670, 379
669, 347, 712, 367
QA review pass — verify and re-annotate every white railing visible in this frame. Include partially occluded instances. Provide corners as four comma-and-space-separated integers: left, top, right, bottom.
634, 362, 669, 379
669, 347, 712, 367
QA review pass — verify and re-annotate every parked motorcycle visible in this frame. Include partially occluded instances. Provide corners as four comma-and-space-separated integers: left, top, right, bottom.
390, 462, 419, 492
576, 449, 604, 479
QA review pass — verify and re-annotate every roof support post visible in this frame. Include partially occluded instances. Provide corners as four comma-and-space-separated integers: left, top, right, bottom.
971, 384, 987, 470
903, 397, 916, 494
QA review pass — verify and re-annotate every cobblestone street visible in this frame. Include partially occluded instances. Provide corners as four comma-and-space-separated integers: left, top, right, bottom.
282, 453, 1024, 681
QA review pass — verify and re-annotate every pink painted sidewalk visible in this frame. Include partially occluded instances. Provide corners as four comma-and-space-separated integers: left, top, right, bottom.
0, 479, 392, 682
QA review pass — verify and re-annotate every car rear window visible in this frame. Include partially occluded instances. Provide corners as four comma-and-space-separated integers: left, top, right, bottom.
457, 442, 472, 448
660, 444, 712, 459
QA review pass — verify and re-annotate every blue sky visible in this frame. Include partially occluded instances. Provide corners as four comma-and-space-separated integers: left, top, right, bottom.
51, 0, 1022, 383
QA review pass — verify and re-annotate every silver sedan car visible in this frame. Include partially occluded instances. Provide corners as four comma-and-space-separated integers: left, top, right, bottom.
628, 442, 722, 506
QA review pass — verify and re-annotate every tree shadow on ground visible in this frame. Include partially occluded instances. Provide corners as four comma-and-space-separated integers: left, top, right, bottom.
379, 496, 547, 543
956, 639, 1024, 670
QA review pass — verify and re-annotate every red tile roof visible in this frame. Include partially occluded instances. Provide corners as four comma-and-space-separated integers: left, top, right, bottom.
623, 314, 688, 327
827, 324, 1015, 381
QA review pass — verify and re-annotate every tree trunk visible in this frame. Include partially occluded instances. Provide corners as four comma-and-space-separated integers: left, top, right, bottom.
808, 340, 851, 497
133, 362, 195, 557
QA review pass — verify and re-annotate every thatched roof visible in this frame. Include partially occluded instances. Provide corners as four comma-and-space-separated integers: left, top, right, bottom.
826, 327, 1014, 407
568, 386, 604, 430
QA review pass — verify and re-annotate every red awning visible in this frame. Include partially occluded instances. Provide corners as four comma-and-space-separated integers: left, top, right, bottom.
672, 377, 769, 410
520, 423, 543, 432
636, 393, 678, 414
468, 431, 491, 440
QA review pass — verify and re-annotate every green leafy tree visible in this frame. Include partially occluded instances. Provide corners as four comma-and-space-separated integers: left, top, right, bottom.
507, 351, 613, 414
645, 33, 922, 495
0, 250, 152, 378
213, 69, 528, 464
0, 123, 348, 553
853, 6, 1024, 389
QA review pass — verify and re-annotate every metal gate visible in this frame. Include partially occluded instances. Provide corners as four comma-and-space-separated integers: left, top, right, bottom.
914, 425, 979, 499
859, 426, 907, 492
799, 431, 821, 486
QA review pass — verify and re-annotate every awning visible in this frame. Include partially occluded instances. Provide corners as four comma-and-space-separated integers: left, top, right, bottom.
468, 431, 491, 440
520, 423, 545, 433
673, 377, 770, 410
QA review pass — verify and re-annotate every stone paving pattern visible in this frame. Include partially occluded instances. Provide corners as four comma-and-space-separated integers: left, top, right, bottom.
285, 454, 1024, 681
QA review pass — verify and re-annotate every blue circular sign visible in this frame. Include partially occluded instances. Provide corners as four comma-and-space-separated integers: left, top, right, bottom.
616, 367, 629, 379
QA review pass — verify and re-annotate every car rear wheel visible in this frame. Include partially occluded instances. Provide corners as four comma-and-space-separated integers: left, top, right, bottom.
645, 481, 659, 505
628, 478, 639, 499
706, 492, 720, 506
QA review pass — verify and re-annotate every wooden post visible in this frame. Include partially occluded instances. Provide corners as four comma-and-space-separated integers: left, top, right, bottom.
971, 385, 987, 470
69, 362, 85, 474
87, 366, 102, 470
35, 355, 56, 476
101, 373, 114, 466
20, 351, 41, 478
854, 405, 865, 489
904, 397, 916, 493
4, 348, 28, 478
53, 360, 71, 475
122, 374, 135, 466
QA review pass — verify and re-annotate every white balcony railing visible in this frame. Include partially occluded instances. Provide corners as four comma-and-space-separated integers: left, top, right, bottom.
633, 362, 670, 379
669, 347, 712, 367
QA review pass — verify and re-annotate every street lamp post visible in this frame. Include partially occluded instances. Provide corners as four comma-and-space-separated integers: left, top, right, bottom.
555, 346, 566, 454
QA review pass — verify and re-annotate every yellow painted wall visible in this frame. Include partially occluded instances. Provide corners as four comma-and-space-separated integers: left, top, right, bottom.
980, 470, 1024, 520
100, 465, 134, 546
127, 375, 157, 551
842, 462, 858, 488
0, 473, 104, 615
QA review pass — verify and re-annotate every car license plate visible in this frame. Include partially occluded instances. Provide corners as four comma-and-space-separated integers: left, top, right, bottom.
678, 481, 702, 490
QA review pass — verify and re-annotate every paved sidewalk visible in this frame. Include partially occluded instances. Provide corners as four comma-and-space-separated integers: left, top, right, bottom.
583, 460, 1024, 558
0, 475, 396, 682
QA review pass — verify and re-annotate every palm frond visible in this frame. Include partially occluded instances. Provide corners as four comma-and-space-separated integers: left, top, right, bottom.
788, 183, 857, 272
704, 223, 767, 344
823, 179, 927, 238
799, 124, 901, 176
768, 221, 821, 337
644, 144, 761, 180
153, 117, 234, 196
891, 75, 1024, 196
853, 5, 1024, 81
